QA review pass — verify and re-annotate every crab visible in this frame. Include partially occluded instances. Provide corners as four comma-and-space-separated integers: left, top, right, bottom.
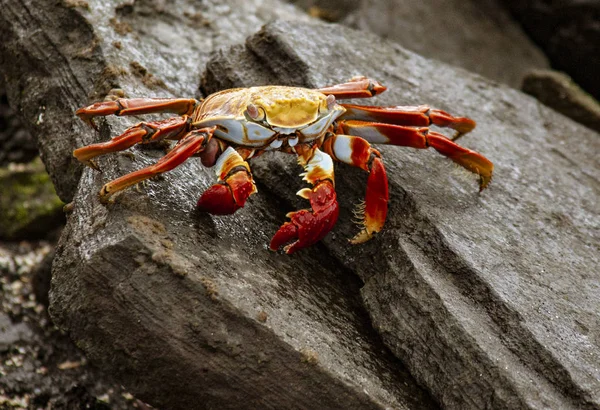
74, 76, 493, 254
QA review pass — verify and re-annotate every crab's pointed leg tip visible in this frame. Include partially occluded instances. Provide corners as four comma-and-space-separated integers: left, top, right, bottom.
77, 113, 98, 130
479, 174, 492, 192
349, 229, 374, 245
87, 159, 101, 172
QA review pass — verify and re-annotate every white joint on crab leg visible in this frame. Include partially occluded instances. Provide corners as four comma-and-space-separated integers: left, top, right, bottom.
270, 148, 339, 254
322, 134, 389, 243
197, 146, 257, 215
298, 148, 335, 186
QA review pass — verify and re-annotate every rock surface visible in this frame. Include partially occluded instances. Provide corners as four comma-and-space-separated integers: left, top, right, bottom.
342, 0, 549, 88
203, 21, 600, 410
500, 0, 600, 101
522, 69, 600, 134
2, 1, 599, 410
1, 1, 436, 409
0, 90, 38, 166
0, 240, 144, 409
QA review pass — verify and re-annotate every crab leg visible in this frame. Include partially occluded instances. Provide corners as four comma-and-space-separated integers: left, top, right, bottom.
197, 147, 257, 215
315, 76, 387, 99
323, 135, 389, 244
73, 116, 191, 168
97, 127, 213, 203
76, 98, 198, 128
270, 148, 339, 254
338, 121, 493, 191
339, 104, 476, 139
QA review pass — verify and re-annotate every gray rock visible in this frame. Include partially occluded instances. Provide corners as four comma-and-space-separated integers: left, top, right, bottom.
3, 0, 599, 408
500, 0, 600, 101
204, 21, 600, 410
522, 69, 600, 134
0, 87, 38, 166
0, 0, 435, 409
0, 312, 34, 352
342, 0, 549, 89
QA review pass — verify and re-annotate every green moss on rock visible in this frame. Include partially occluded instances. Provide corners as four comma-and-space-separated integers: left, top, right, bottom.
0, 158, 65, 240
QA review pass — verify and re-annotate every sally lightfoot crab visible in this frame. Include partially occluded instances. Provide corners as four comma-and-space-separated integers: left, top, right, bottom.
74, 77, 493, 254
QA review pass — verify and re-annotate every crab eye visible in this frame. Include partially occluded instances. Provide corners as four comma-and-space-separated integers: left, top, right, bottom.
245, 104, 265, 121
326, 94, 336, 110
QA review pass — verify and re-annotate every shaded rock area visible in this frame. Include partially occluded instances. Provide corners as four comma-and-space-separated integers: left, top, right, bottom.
522, 69, 600, 134
204, 21, 599, 409
340, 0, 549, 89
0, 91, 38, 167
500, 0, 600, 101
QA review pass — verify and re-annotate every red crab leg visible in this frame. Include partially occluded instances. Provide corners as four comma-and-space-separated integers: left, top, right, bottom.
270, 147, 339, 254
97, 127, 214, 203
338, 121, 493, 191
73, 116, 191, 168
339, 104, 476, 139
76, 98, 198, 128
322, 135, 389, 244
197, 146, 257, 215
315, 76, 387, 99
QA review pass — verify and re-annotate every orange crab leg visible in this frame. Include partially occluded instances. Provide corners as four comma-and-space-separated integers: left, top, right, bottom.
338, 121, 493, 191
76, 98, 198, 128
323, 135, 389, 244
73, 116, 191, 168
270, 147, 339, 254
339, 104, 476, 138
197, 147, 257, 215
98, 127, 214, 203
315, 76, 387, 99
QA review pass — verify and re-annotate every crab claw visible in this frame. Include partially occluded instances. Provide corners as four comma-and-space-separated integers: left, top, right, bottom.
197, 171, 256, 215
270, 181, 339, 254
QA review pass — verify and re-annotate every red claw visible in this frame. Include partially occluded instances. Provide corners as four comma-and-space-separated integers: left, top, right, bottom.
270, 181, 339, 254
197, 171, 256, 215
197, 184, 240, 215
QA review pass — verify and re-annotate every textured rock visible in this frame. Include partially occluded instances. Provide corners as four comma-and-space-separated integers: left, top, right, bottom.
342, 0, 549, 88
0, 90, 38, 166
0, 241, 140, 409
1, 1, 436, 409
204, 21, 600, 410
522, 69, 600, 134
3, 0, 599, 408
500, 0, 600, 100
